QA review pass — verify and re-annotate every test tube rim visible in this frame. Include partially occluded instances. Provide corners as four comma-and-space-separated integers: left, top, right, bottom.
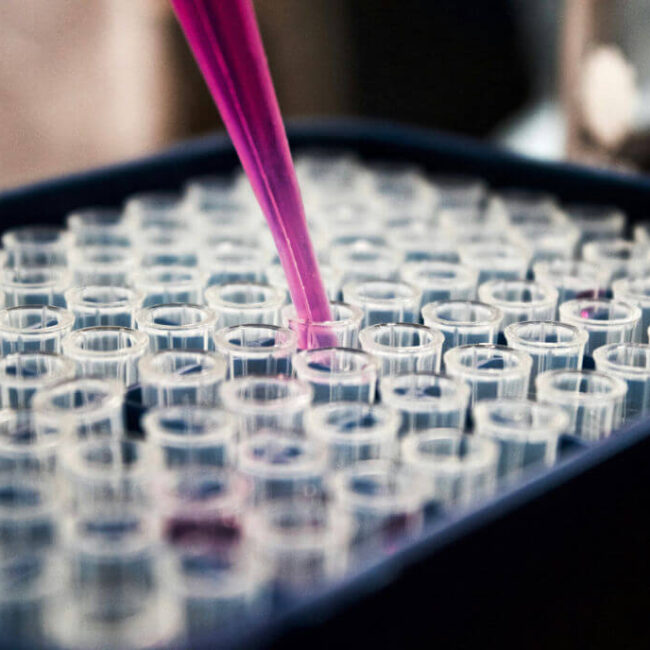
421, 300, 503, 328
282, 300, 363, 329
292, 347, 379, 384
64, 285, 144, 311
0, 351, 76, 389
213, 323, 298, 357
138, 350, 227, 385
0, 477, 60, 522
443, 343, 533, 378
0, 266, 72, 290
504, 320, 589, 351
379, 372, 471, 411
2, 225, 73, 250
135, 303, 217, 332
593, 342, 650, 377
532, 259, 608, 289
131, 265, 207, 291
342, 279, 423, 308
477, 280, 558, 310
63, 326, 150, 360
535, 368, 628, 406
0, 305, 75, 336
612, 277, 650, 304
558, 298, 641, 328
219, 375, 313, 413
204, 282, 285, 312
400, 260, 478, 289
358, 322, 444, 356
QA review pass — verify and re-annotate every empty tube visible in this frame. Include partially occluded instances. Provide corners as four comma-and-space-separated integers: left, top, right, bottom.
201, 243, 271, 286
400, 261, 478, 304
329, 241, 403, 285
458, 242, 531, 283
214, 324, 297, 377
532, 260, 607, 308
536, 369, 627, 441
0, 305, 74, 354
32, 377, 125, 439
1, 267, 71, 308
62, 327, 149, 385
205, 283, 285, 329
244, 499, 351, 595
66, 206, 130, 247
421, 300, 502, 354
401, 431, 499, 509
70, 246, 137, 287
124, 191, 185, 230
139, 230, 199, 268
139, 350, 227, 408
510, 222, 580, 264
132, 266, 205, 307
143, 406, 236, 470
478, 280, 558, 332
135, 303, 217, 351
342, 280, 422, 327
282, 301, 363, 349
332, 460, 426, 551
593, 342, 650, 420
431, 174, 487, 209
292, 347, 379, 404
582, 239, 649, 282
473, 399, 569, 480
499, 189, 561, 227
559, 298, 641, 356
65, 286, 144, 329
565, 203, 626, 246
0, 352, 75, 409
444, 344, 532, 408
304, 402, 399, 469
612, 276, 650, 342
238, 433, 327, 504
220, 376, 313, 437
2, 226, 73, 268
358, 323, 443, 377
380, 372, 470, 434
391, 228, 460, 263
504, 321, 588, 395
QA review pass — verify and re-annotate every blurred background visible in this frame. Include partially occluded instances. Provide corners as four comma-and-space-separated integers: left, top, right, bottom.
2, 0, 650, 190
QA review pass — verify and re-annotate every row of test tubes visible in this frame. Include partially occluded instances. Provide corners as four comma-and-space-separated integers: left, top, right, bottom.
1, 151, 650, 648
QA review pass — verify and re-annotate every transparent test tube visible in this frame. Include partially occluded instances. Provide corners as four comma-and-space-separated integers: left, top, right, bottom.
0, 352, 75, 410
400, 261, 478, 304
582, 239, 649, 283
380, 372, 470, 434
401, 431, 499, 509
205, 283, 285, 329
64, 286, 144, 329
532, 260, 607, 309
304, 402, 399, 470
358, 323, 443, 377
1, 267, 71, 308
0, 305, 74, 355
2, 226, 73, 268
478, 280, 558, 331
70, 246, 137, 287
564, 203, 626, 246
136, 303, 217, 351
612, 276, 650, 343
444, 344, 532, 408
593, 343, 650, 420
282, 301, 363, 349
139, 350, 227, 408
214, 324, 297, 377
143, 406, 236, 470
473, 399, 569, 480
220, 376, 313, 437
132, 266, 205, 307
559, 299, 641, 356
62, 326, 149, 385
292, 347, 379, 404
421, 300, 502, 355
536, 369, 627, 441
342, 280, 422, 327
458, 241, 531, 284
66, 206, 130, 246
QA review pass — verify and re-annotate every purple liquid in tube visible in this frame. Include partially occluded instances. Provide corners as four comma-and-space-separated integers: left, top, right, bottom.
170, 0, 332, 348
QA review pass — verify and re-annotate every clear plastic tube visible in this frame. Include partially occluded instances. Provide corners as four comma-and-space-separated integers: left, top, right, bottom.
329, 241, 403, 285
559, 298, 641, 356
532, 260, 607, 308
401, 431, 499, 508
213, 324, 297, 377
219, 376, 313, 437
379, 372, 470, 434
358, 323, 443, 377
582, 239, 649, 283
135, 303, 217, 351
244, 499, 351, 594
510, 222, 579, 264
132, 266, 205, 307
400, 261, 478, 304
391, 229, 460, 263
70, 246, 137, 287
331, 460, 426, 550
473, 399, 569, 480
143, 406, 236, 470
238, 433, 327, 504
267, 262, 341, 303
1, 267, 71, 308
201, 243, 271, 286
498, 189, 562, 227
458, 241, 531, 284
139, 230, 199, 268
0, 352, 75, 409
535, 369, 627, 441
65, 286, 144, 330
444, 344, 532, 408
477, 280, 558, 332
292, 347, 379, 404
32, 377, 125, 440
421, 300, 502, 355
593, 342, 650, 420
342, 280, 422, 327
66, 206, 130, 247
504, 321, 588, 395
430, 174, 487, 209
0, 305, 74, 354
124, 191, 185, 230
139, 350, 227, 408
282, 301, 363, 349
612, 276, 650, 343
304, 402, 399, 470
62, 327, 149, 385
205, 283, 285, 329
565, 203, 626, 246
2, 226, 73, 268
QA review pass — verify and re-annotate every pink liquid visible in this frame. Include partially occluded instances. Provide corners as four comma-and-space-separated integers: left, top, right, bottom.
170, 0, 332, 345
